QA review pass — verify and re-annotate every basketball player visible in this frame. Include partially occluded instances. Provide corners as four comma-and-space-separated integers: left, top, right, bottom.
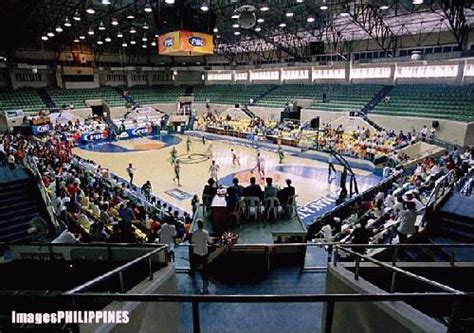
126, 163, 136, 184
255, 153, 265, 179
205, 143, 214, 159
278, 145, 285, 164
328, 154, 337, 182
173, 160, 181, 187
170, 146, 178, 165
209, 160, 220, 181
186, 136, 192, 157
231, 148, 240, 167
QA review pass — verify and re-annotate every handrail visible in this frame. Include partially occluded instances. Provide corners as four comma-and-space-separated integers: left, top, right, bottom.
64, 244, 167, 295
425, 169, 456, 208
335, 246, 463, 294
23, 155, 60, 229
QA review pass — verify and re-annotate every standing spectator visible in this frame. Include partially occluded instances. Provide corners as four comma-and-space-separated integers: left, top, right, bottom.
141, 180, 152, 202
348, 220, 370, 254
160, 220, 177, 262
396, 201, 417, 243
126, 163, 136, 184
191, 220, 210, 294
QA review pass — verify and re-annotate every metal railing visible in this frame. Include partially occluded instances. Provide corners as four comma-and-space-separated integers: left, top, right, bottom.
425, 169, 456, 208
56, 243, 474, 332
2, 242, 474, 332
23, 155, 60, 229
64, 244, 168, 294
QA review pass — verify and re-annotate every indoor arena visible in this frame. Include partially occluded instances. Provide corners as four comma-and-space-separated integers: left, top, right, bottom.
0, 0, 473, 332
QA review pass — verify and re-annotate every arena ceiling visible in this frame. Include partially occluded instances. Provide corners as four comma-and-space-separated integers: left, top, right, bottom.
0, 0, 472, 61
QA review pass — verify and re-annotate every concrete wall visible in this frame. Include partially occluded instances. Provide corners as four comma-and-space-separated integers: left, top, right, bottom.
81, 265, 179, 333
323, 264, 447, 333
368, 114, 473, 147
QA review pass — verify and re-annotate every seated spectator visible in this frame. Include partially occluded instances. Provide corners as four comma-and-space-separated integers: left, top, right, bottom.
264, 177, 278, 199
52, 228, 80, 243
226, 185, 240, 211
278, 179, 296, 207
230, 178, 244, 197
243, 177, 263, 199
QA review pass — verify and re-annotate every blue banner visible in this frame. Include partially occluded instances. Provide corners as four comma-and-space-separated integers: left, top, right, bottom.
32, 124, 52, 135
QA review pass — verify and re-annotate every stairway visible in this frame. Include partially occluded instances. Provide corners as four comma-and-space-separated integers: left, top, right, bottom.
253, 85, 278, 105
361, 85, 393, 114
0, 178, 48, 243
185, 86, 194, 96
240, 105, 256, 119
115, 86, 137, 106
37, 88, 57, 111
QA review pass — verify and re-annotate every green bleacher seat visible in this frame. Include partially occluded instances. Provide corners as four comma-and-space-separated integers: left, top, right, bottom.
372, 84, 474, 122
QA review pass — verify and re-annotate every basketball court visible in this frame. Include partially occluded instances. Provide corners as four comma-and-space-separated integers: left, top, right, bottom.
74, 134, 381, 224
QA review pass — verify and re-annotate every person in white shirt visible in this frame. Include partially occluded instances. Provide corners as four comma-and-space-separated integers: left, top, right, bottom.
160, 221, 177, 262
209, 160, 220, 180
382, 165, 391, 179
52, 228, 80, 243
191, 220, 210, 293
126, 163, 136, 184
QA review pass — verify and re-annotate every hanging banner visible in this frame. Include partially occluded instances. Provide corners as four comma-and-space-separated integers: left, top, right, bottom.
158, 30, 214, 56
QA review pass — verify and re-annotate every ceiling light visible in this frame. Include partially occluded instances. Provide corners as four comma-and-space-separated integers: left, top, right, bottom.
105, 37, 112, 42
130, 40, 136, 45
130, 27, 137, 34
200, 3, 209, 12
98, 21, 106, 30
97, 40, 103, 45
142, 44, 147, 48
117, 32, 123, 38
213, 27, 218, 33
47, 32, 55, 37
320, 4, 328, 10
79, 35, 86, 40
41, 36, 49, 41
143, 22, 149, 29
122, 42, 128, 47
55, 25, 63, 32
286, 12, 294, 17
151, 41, 156, 46
127, 14, 135, 19
307, 16, 315, 22
257, 18, 264, 23
231, 14, 239, 19
296, 0, 304, 2
255, 26, 261, 32
73, 10, 81, 21
279, 22, 286, 27
86, 7, 95, 15
232, 23, 240, 28
412, 0, 423, 4
64, 18, 72, 27
111, 17, 119, 26
260, 4, 269, 11
165, 0, 174, 4
142, 36, 148, 41
379, 5, 389, 9
144, 5, 152, 13
88, 28, 94, 35
74, 38, 80, 43
340, 6, 350, 16
101, 0, 111, 4
234, 31, 241, 35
